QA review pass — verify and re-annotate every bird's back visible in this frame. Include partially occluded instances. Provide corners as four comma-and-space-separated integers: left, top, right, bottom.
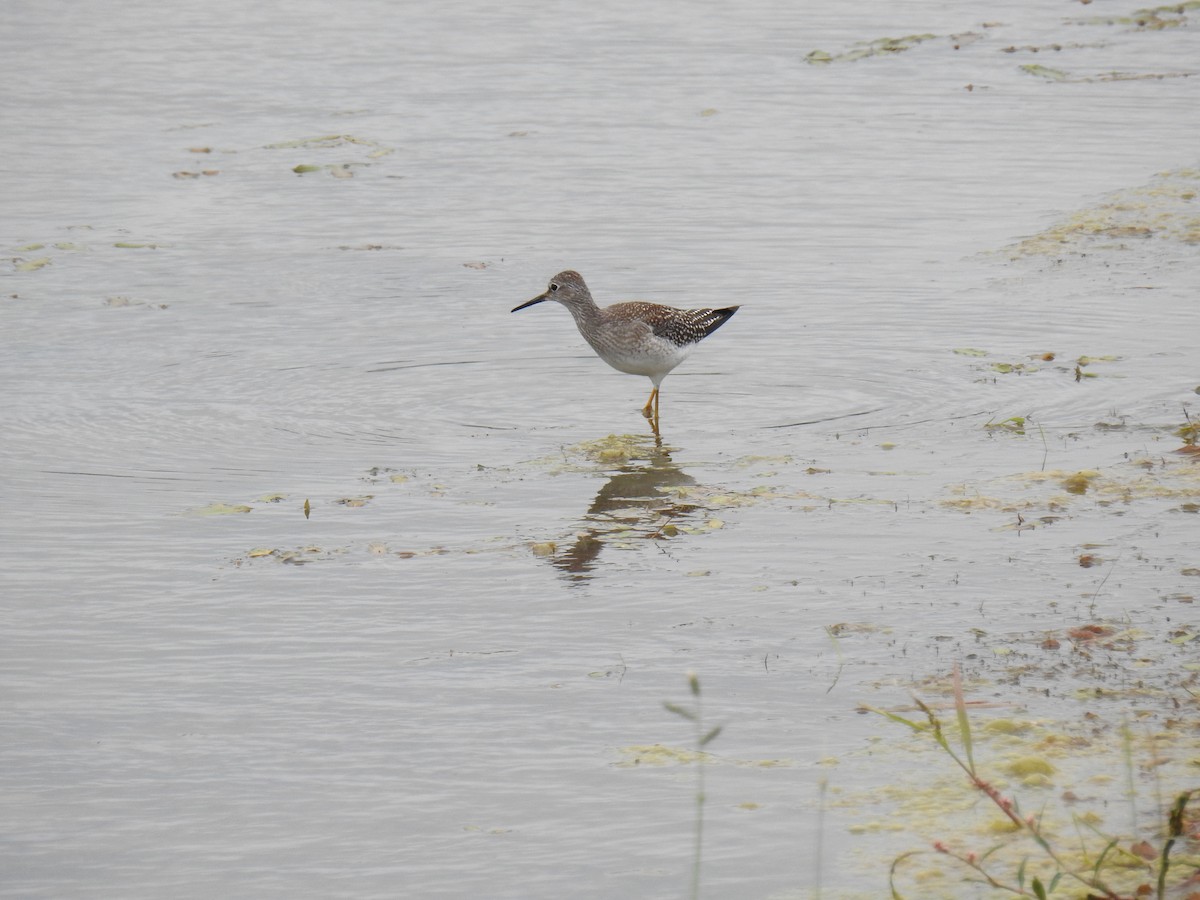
601, 302, 738, 349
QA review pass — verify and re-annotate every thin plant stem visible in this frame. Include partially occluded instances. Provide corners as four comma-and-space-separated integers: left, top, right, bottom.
665, 672, 721, 900
814, 776, 827, 899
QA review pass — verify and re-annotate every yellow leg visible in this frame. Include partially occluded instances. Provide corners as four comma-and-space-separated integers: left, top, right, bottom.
641, 387, 658, 419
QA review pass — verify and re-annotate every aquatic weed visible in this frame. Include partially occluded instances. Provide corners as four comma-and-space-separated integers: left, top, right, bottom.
872, 664, 1199, 898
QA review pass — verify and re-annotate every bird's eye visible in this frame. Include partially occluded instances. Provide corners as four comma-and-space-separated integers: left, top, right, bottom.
549, 283, 559, 292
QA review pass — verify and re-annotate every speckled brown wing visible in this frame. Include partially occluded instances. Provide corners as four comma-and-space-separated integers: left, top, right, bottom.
650, 306, 739, 348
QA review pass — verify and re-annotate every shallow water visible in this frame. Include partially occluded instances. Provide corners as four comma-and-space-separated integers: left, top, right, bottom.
3, 1, 1199, 898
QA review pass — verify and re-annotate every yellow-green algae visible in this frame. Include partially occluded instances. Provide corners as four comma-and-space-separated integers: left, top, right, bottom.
1020, 62, 1194, 82
13, 257, 51, 272
1074, 0, 1200, 29
191, 501, 253, 515
266, 134, 395, 174
846, 664, 1200, 898
943, 453, 1200, 515
613, 744, 790, 769
1006, 168, 1200, 257
806, 33, 940, 64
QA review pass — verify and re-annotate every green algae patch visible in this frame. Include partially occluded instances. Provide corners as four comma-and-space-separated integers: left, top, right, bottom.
806, 33, 940, 64
1006, 168, 1200, 257
234, 542, 457, 567
1004, 755, 1055, 778
575, 433, 650, 465
984, 415, 1026, 434
1062, 470, 1101, 495
982, 718, 1032, 736
1073, 0, 1200, 29
944, 452, 1200, 518
191, 501, 253, 515
614, 744, 713, 767
857, 654, 1200, 900
14, 257, 51, 272
736, 454, 794, 468
990, 361, 1038, 375
1021, 63, 1070, 81
612, 744, 790, 769
266, 133, 392, 152
267, 134, 395, 175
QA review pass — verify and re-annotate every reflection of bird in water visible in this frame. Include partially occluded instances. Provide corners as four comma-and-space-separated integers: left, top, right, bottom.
512, 271, 738, 431
554, 448, 699, 579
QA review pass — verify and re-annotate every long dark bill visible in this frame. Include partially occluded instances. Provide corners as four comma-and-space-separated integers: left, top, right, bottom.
511, 292, 549, 313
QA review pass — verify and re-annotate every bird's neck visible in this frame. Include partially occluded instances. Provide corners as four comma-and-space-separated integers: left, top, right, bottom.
564, 297, 602, 332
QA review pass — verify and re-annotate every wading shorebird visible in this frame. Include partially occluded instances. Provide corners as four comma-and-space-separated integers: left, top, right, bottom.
511, 270, 739, 426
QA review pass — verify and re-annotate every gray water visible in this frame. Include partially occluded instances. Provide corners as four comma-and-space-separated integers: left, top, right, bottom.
3, 2, 1199, 898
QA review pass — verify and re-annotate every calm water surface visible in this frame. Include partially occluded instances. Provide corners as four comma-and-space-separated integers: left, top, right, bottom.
2, 1, 1199, 897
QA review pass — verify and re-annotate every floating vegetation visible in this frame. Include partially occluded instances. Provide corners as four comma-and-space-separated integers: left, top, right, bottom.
13, 257, 51, 272
805, 33, 941, 64
990, 361, 1039, 375
984, 415, 1027, 434
191, 501, 253, 516
613, 745, 788, 769
10, 237, 104, 275
1061, 469, 1100, 494
1177, 411, 1200, 448
1072, 0, 1200, 29
1001, 41, 1100, 53
292, 163, 361, 178
965, 351, 1114, 384
103, 296, 168, 310
266, 133, 394, 155
1006, 168, 1200, 256
943, 450, 1200, 515
234, 546, 323, 565
1020, 62, 1195, 82
234, 542, 452, 567
193, 492, 303, 516
266, 133, 395, 176
867, 662, 1200, 899
1021, 63, 1071, 81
